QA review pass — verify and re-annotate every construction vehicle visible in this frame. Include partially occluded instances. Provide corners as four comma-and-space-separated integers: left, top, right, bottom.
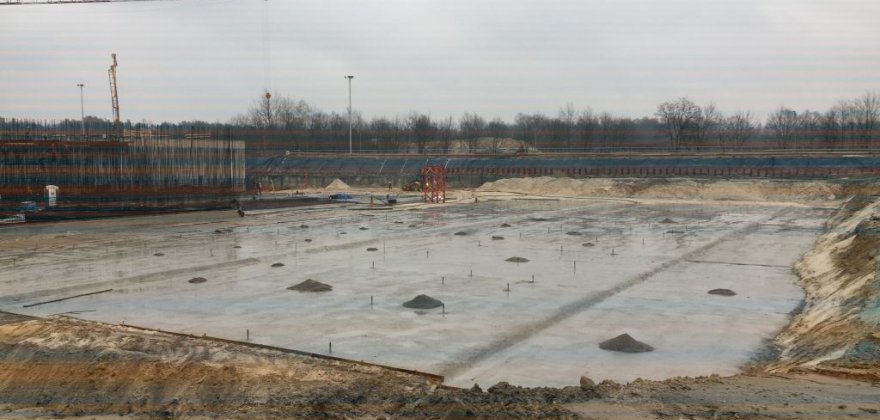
402, 175, 428, 192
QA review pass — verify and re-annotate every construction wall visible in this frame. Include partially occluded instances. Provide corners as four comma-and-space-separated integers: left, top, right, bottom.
0, 138, 245, 200
249, 154, 880, 190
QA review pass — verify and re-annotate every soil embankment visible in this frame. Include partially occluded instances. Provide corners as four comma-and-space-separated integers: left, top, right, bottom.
765, 195, 880, 381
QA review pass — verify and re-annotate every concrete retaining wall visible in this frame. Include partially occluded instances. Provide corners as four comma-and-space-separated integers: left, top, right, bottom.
248, 155, 880, 190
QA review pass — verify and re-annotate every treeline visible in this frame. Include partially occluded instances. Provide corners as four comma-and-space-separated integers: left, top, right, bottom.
3, 91, 878, 157
230, 90, 880, 156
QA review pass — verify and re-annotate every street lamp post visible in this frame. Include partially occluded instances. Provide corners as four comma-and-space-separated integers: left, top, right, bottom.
77, 83, 85, 138
345, 75, 354, 154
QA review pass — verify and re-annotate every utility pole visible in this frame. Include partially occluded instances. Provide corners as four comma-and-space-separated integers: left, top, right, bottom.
345, 75, 354, 154
77, 83, 85, 137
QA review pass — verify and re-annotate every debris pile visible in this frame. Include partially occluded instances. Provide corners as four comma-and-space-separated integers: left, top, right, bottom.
287, 279, 333, 293
403, 294, 444, 309
708, 288, 736, 296
598, 333, 654, 353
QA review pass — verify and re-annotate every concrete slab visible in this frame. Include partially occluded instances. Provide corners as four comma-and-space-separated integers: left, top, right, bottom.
0, 197, 830, 387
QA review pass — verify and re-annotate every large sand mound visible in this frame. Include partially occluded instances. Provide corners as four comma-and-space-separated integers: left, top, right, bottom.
477, 177, 844, 203
325, 179, 351, 190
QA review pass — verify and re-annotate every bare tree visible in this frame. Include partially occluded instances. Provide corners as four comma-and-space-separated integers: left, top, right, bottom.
558, 103, 577, 151
655, 97, 702, 150
486, 118, 508, 154
766, 106, 799, 149
697, 102, 720, 148
576, 109, 598, 150
436, 116, 455, 153
408, 112, 435, 154
717, 111, 755, 150
459, 112, 485, 153
598, 112, 615, 148
855, 91, 880, 146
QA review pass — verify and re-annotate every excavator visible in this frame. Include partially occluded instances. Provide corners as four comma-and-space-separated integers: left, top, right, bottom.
401, 175, 430, 192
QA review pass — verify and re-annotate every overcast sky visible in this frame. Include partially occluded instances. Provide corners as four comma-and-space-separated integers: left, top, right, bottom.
1, 0, 878, 124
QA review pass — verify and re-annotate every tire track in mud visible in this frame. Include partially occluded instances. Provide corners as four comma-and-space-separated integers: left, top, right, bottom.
440, 207, 793, 379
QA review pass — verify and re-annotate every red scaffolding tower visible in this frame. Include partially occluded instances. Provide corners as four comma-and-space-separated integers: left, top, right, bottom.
422, 165, 446, 203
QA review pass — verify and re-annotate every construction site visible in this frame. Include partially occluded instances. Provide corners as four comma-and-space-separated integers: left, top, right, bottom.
2, 167, 880, 418
3, 0, 880, 418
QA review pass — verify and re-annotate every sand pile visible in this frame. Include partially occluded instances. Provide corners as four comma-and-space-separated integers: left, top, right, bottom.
325, 179, 350, 190
188, 277, 207, 284
403, 294, 443, 309
478, 177, 630, 197
287, 279, 333, 293
506, 256, 529, 263
708, 288, 736, 296
477, 177, 844, 203
659, 218, 675, 224
599, 334, 654, 353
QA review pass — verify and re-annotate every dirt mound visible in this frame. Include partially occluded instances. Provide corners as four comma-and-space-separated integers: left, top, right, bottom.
271, 262, 285, 268
324, 179, 350, 190
478, 177, 629, 197
708, 288, 736, 296
287, 279, 333, 293
304, 238, 312, 242
153, 252, 164, 256
454, 231, 469, 236
366, 247, 379, 252
582, 242, 595, 247
492, 235, 504, 240
188, 277, 207, 284
403, 294, 443, 309
500, 223, 511, 227
598, 333, 654, 353
566, 231, 582, 236
506, 256, 529, 263
659, 218, 675, 224
477, 177, 845, 203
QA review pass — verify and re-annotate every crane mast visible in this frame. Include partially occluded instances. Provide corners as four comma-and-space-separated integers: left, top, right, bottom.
108, 53, 120, 127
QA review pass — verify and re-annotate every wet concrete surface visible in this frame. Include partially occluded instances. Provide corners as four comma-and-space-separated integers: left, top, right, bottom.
0, 197, 831, 387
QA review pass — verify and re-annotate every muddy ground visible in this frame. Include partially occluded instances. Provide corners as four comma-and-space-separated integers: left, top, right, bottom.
1, 312, 878, 419
1, 178, 879, 418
